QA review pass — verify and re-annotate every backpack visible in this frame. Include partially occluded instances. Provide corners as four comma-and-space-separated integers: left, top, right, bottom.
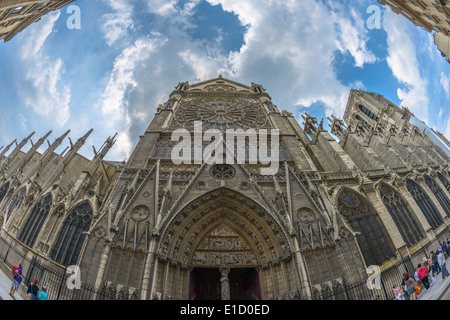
12, 265, 19, 278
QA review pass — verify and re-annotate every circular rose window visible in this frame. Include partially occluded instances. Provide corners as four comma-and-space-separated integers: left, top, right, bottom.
210, 164, 236, 180
172, 98, 269, 130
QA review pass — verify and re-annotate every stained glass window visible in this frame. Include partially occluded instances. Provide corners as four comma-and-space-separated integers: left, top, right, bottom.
424, 175, 450, 216
337, 189, 395, 266
6, 187, 26, 222
51, 202, 93, 266
0, 182, 10, 204
437, 172, 450, 193
358, 104, 379, 122
380, 184, 424, 246
406, 179, 443, 230
19, 195, 52, 248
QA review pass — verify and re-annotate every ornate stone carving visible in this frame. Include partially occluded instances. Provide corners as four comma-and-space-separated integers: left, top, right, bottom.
131, 205, 150, 222
192, 224, 257, 267
171, 97, 270, 130
210, 165, 236, 180
205, 85, 237, 93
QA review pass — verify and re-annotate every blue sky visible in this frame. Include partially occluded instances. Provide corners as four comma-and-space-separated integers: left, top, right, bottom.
0, 0, 449, 161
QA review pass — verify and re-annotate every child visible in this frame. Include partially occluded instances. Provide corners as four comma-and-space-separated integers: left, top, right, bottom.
393, 284, 405, 300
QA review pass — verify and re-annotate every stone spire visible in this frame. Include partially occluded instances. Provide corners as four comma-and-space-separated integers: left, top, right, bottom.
1, 132, 35, 170
16, 130, 52, 174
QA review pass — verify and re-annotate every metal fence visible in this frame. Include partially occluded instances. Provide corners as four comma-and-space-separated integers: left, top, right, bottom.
311, 228, 450, 301
1, 228, 448, 301
0, 235, 135, 300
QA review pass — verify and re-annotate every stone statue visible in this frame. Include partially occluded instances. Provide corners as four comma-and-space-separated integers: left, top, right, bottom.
220, 266, 230, 300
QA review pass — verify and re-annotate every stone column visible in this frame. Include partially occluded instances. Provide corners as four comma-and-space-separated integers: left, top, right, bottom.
93, 242, 111, 299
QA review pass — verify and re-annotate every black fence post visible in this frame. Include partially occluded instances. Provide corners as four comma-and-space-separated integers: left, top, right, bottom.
3, 239, 14, 263
25, 256, 37, 288
380, 274, 388, 300
343, 278, 350, 300
56, 267, 67, 301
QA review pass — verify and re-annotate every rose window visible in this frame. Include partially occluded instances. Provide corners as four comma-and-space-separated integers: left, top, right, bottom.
173, 98, 269, 130
210, 164, 236, 180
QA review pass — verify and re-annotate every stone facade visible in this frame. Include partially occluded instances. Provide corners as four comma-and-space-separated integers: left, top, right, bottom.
378, 0, 450, 63
0, 0, 75, 42
0, 76, 449, 300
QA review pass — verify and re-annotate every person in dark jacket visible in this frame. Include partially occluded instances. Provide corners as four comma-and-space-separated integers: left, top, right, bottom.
27, 279, 40, 300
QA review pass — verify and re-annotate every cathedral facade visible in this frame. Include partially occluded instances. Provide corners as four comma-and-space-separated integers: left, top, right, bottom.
0, 76, 449, 300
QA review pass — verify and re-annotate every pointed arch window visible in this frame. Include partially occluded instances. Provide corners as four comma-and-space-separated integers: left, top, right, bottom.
406, 179, 443, 230
437, 172, 450, 193
50, 202, 93, 266
358, 105, 379, 122
19, 195, 52, 248
355, 115, 371, 130
0, 181, 10, 204
337, 189, 395, 266
6, 187, 26, 222
424, 175, 450, 215
380, 185, 424, 247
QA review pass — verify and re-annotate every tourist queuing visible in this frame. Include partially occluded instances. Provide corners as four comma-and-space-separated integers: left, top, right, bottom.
394, 241, 449, 300
9, 263, 48, 300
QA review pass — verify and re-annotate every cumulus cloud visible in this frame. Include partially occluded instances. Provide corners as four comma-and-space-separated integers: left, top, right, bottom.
100, 0, 379, 159
101, 0, 135, 46
101, 35, 168, 158
18, 11, 71, 128
383, 9, 429, 122
209, 0, 374, 115
444, 119, 450, 140
441, 72, 450, 99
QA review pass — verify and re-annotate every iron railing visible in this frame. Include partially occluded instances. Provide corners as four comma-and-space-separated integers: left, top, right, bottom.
1, 229, 448, 301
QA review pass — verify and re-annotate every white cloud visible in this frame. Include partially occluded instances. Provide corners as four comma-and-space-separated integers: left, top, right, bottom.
383, 9, 429, 122
145, 0, 178, 17
444, 117, 450, 141
441, 72, 450, 99
18, 114, 27, 131
100, 35, 167, 158
100, 0, 379, 159
18, 11, 71, 127
101, 0, 135, 46
208, 0, 374, 116
334, 8, 377, 68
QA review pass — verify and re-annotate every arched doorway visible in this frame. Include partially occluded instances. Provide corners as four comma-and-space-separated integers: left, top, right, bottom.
189, 268, 260, 300
188, 224, 262, 300
156, 188, 295, 300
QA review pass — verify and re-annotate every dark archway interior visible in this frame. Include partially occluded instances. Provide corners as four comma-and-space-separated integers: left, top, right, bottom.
189, 268, 261, 300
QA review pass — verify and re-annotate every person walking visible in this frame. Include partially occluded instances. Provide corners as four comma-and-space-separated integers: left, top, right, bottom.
431, 251, 441, 275
403, 272, 417, 300
417, 263, 430, 290
443, 242, 450, 257
425, 260, 436, 287
38, 286, 47, 300
9, 264, 23, 299
27, 279, 40, 300
437, 250, 449, 281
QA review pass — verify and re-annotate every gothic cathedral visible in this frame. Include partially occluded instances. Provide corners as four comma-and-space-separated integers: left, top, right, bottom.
0, 76, 449, 300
